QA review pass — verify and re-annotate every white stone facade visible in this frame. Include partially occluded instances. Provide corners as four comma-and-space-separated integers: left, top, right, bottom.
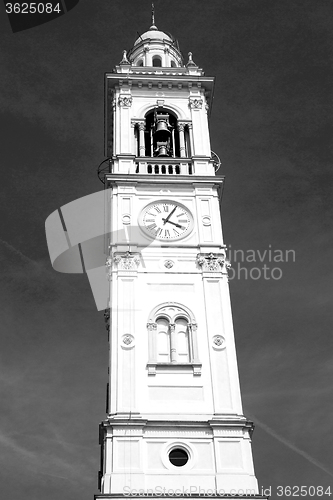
97, 21, 267, 500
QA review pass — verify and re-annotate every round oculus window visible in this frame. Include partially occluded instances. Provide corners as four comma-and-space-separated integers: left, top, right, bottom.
168, 448, 189, 467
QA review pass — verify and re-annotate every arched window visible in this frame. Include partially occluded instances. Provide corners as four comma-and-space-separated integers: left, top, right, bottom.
137, 59, 144, 67
152, 56, 162, 67
175, 318, 190, 362
147, 303, 201, 375
170, 60, 176, 68
156, 317, 171, 362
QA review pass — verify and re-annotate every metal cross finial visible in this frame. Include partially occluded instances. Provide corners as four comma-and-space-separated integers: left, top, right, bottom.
151, 2, 155, 26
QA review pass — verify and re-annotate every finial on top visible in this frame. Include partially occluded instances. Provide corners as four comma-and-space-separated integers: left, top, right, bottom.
150, 2, 158, 30
119, 50, 130, 65
186, 52, 197, 67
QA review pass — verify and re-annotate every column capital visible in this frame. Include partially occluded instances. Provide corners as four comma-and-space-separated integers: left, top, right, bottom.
113, 251, 140, 270
196, 252, 226, 272
118, 95, 132, 107
189, 97, 203, 110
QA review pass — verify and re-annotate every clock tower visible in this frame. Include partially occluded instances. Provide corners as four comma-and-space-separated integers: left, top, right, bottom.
94, 17, 268, 500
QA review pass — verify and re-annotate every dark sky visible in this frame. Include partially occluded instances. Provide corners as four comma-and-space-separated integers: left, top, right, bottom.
0, 1, 332, 499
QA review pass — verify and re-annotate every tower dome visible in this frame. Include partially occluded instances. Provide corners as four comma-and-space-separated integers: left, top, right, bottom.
133, 25, 173, 46
128, 22, 184, 69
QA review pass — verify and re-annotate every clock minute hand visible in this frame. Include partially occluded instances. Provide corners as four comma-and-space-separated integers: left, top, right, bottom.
163, 206, 177, 224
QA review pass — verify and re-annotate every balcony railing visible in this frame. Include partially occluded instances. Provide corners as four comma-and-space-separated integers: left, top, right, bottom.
98, 154, 219, 183
135, 158, 192, 175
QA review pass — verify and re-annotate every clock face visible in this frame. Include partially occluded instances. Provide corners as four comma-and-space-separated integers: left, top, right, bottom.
139, 201, 194, 241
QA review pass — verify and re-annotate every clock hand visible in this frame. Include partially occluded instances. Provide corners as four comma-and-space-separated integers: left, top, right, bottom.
163, 206, 177, 224
162, 219, 185, 229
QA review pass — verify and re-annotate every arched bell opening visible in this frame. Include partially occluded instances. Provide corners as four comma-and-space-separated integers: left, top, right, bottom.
143, 109, 183, 158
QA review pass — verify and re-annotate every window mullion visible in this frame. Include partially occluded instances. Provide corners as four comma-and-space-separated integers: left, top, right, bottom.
169, 323, 177, 363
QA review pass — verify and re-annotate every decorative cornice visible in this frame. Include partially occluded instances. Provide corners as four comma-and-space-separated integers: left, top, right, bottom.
212, 428, 244, 437
144, 428, 212, 437
111, 427, 144, 436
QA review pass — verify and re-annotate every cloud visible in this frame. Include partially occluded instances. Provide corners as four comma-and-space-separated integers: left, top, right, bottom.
247, 413, 333, 479
0, 426, 92, 483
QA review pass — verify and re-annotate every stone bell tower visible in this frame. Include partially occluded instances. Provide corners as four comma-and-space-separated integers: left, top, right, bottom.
93, 14, 268, 500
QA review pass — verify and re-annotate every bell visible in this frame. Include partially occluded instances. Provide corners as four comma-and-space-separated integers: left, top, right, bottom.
154, 113, 171, 143
156, 142, 168, 156
156, 120, 170, 134
153, 113, 172, 157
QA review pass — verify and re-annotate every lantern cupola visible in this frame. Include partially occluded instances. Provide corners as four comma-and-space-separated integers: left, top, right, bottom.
128, 23, 184, 69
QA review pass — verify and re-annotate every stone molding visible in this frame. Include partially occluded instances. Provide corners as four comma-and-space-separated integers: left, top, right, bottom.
144, 430, 213, 438
196, 252, 231, 274
112, 427, 143, 436
106, 252, 140, 279
213, 428, 244, 436
113, 252, 140, 270
212, 335, 226, 350
118, 95, 133, 107
121, 334, 135, 349
104, 309, 110, 332
105, 257, 112, 281
189, 97, 203, 109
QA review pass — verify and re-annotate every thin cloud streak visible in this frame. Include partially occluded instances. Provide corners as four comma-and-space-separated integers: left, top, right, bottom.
0, 430, 91, 482
0, 238, 37, 266
248, 413, 333, 479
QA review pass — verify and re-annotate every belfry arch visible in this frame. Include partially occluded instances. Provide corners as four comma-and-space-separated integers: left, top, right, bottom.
134, 108, 191, 158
